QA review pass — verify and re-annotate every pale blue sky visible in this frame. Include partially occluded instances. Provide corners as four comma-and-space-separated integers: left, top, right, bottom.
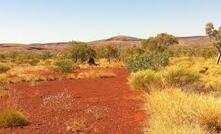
0, 0, 221, 43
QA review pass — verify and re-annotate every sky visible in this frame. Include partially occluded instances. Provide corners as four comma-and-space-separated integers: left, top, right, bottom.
0, 0, 221, 43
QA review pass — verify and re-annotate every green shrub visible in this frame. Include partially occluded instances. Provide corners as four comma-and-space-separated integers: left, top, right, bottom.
54, 59, 77, 73
0, 110, 28, 128
0, 63, 10, 73
128, 70, 162, 92
126, 52, 169, 72
164, 66, 200, 87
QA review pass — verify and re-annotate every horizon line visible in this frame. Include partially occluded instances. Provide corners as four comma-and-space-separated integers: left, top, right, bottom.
0, 34, 207, 45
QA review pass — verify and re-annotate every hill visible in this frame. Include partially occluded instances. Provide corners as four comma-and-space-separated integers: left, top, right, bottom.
0, 35, 211, 52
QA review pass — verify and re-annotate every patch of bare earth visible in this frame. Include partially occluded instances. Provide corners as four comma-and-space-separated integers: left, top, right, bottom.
0, 68, 145, 134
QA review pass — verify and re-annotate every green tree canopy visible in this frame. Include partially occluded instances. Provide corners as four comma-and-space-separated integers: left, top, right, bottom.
120, 46, 145, 61
69, 41, 96, 63
142, 33, 178, 52
96, 45, 119, 63
205, 22, 221, 64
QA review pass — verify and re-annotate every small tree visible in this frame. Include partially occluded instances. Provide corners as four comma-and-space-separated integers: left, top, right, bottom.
96, 46, 119, 63
69, 41, 96, 63
142, 33, 178, 52
120, 46, 144, 61
205, 22, 221, 64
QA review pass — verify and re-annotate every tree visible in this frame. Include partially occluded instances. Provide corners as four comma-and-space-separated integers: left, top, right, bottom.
96, 46, 119, 63
120, 46, 145, 61
69, 41, 96, 63
205, 22, 221, 64
142, 33, 178, 52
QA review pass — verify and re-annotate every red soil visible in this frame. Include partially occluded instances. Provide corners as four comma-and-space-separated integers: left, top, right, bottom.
0, 68, 145, 134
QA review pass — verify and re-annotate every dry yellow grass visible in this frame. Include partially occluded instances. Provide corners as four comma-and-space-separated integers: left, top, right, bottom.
79, 59, 124, 69
128, 57, 221, 133
77, 70, 116, 79
128, 70, 162, 92
146, 89, 221, 134
0, 109, 28, 128
66, 119, 85, 133
0, 64, 50, 83
168, 57, 221, 92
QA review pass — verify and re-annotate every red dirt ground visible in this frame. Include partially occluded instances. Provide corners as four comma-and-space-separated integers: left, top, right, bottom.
0, 68, 145, 134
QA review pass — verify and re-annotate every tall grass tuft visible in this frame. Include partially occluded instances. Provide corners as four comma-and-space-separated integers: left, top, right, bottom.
0, 63, 10, 73
164, 66, 200, 87
0, 109, 28, 128
128, 70, 162, 92
77, 70, 116, 79
146, 89, 221, 134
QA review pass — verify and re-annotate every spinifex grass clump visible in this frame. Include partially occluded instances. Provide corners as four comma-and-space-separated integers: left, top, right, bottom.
0, 109, 28, 128
163, 66, 200, 87
129, 66, 200, 92
146, 89, 221, 134
128, 70, 162, 92
77, 70, 116, 79
54, 59, 77, 73
0, 63, 10, 73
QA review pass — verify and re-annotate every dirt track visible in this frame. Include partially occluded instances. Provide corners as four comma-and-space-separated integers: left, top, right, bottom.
0, 68, 145, 134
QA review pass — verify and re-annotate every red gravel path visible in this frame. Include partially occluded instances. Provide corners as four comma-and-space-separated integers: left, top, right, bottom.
0, 68, 145, 134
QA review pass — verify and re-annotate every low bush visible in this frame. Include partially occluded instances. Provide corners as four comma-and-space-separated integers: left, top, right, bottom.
0, 63, 10, 73
77, 70, 116, 79
126, 52, 169, 73
54, 59, 77, 73
0, 74, 8, 82
28, 59, 40, 66
128, 70, 162, 92
0, 110, 28, 128
164, 66, 200, 87
146, 89, 221, 134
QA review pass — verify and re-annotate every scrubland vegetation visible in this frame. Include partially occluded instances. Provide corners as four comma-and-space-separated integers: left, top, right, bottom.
0, 23, 221, 133
127, 23, 221, 134
129, 58, 221, 133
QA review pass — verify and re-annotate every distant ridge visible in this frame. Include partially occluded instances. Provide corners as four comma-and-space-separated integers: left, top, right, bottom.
106, 35, 141, 41
0, 35, 211, 52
